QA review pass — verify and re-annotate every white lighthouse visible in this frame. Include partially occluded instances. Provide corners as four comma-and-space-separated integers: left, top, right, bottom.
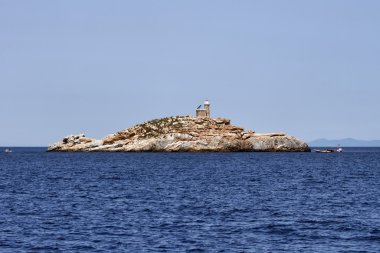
196, 100, 211, 118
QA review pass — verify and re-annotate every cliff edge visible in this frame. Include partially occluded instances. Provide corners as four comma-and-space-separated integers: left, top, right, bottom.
48, 116, 310, 152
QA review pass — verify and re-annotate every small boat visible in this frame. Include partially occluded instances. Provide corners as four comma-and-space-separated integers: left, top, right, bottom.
4, 148, 12, 153
315, 149, 337, 153
315, 145, 343, 153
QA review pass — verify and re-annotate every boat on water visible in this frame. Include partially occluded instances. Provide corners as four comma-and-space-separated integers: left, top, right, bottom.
4, 148, 12, 153
315, 145, 343, 153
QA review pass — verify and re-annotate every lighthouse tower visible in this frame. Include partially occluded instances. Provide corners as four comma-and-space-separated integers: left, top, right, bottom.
204, 100, 210, 118
196, 100, 211, 118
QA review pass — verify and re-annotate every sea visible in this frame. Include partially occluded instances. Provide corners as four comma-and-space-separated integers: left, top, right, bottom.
0, 147, 379, 252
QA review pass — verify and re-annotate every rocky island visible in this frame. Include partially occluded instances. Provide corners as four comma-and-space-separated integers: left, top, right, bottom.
48, 101, 310, 152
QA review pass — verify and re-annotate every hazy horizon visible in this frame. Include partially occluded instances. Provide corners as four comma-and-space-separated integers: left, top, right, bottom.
1, 1, 379, 146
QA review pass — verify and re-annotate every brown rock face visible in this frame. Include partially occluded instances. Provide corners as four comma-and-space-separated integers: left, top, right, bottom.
48, 116, 310, 152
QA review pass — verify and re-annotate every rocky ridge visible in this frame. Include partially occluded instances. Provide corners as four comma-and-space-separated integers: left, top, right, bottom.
48, 116, 310, 152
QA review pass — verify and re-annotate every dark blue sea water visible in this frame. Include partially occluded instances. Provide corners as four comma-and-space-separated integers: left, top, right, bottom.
0, 148, 380, 252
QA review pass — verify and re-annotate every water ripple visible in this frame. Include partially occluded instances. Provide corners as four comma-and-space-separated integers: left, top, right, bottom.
0, 150, 379, 252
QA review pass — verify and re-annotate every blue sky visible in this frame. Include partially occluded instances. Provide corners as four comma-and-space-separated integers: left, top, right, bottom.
1, 0, 379, 146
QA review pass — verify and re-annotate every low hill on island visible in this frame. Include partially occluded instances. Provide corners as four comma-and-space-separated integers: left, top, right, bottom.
48, 116, 310, 152
309, 138, 380, 147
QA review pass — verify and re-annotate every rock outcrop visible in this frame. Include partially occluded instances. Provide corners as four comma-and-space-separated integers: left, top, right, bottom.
48, 116, 310, 152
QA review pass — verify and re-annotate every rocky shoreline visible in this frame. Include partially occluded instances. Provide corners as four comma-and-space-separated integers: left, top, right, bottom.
48, 116, 310, 152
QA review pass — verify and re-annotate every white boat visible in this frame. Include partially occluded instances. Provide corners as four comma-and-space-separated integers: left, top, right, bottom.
4, 148, 12, 153
315, 145, 343, 153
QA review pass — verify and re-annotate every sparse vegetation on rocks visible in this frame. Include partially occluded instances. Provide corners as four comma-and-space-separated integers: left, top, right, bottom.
48, 116, 310, 152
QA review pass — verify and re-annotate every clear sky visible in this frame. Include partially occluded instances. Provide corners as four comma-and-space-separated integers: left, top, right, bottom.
1, 0, 379, 146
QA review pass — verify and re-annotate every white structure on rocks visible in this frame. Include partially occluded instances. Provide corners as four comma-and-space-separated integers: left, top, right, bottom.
196, 100, 211, 118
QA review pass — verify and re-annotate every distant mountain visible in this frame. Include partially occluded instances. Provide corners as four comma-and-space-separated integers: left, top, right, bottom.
309, 138, 380, 147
